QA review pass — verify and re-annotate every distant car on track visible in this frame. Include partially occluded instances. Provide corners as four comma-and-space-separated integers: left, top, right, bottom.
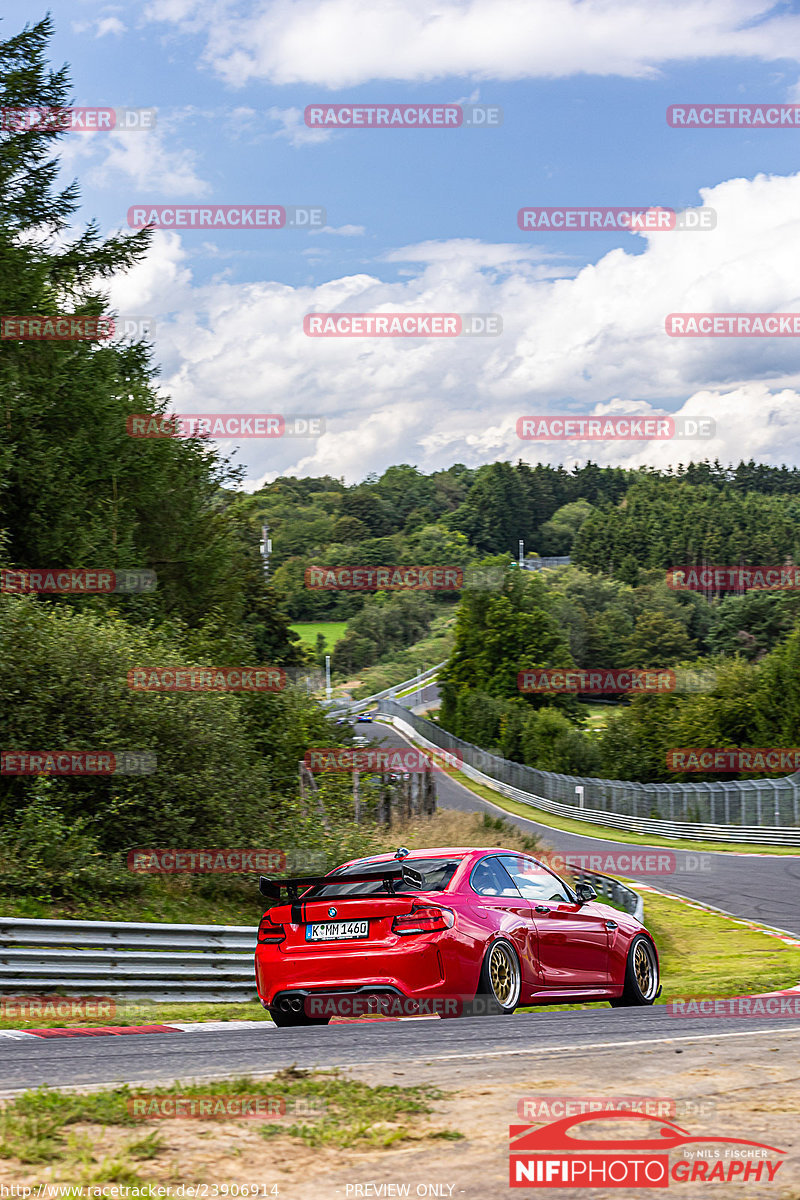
355, 713, 374, 723
255, 847, 660, 1026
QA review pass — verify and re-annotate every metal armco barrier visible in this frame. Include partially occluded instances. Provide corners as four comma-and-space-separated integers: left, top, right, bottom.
380, 704, 800, 845
567, 869, 644, 923
326, 661, 446, 717
0, 917, 259, 1002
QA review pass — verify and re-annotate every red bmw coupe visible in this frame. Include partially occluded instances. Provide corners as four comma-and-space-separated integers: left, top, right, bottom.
254, 846, 660, 1026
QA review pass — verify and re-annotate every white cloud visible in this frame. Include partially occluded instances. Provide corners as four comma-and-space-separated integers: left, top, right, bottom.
142, 0, 800, 88
95, 17, 127, 37
102, 170, 800, 482
57, 122, 208, 197
311, 224, 366, 237
264, 106, 335, 146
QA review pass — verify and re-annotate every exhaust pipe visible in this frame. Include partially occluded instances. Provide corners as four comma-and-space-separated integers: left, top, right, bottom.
289, 997, 303, 1012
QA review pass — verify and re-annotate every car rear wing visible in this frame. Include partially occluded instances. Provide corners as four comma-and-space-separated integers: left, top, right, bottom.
259, 863, 424, 902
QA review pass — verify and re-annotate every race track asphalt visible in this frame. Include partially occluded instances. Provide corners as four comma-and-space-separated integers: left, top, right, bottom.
2, 1006, 800, 1094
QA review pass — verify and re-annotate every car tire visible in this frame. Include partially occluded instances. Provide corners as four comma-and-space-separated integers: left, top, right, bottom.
609, 934, 659, 1007
474, 937, 522, 1016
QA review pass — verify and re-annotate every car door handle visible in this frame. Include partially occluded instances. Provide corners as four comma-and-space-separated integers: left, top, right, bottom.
534, 905, 551, 914
605, 920, 618, 929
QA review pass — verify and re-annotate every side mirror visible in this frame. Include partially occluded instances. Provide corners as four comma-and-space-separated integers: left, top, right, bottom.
574, 881, 597, 904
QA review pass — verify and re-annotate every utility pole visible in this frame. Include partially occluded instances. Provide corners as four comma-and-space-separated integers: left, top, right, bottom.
325, 654, 332, 702
259, 523, 272, 580
518, 539, 524, 567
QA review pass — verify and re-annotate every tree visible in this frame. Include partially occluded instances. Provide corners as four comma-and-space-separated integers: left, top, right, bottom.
624, 611, 696, 669
0, 16, 293, 643
538, 499, 594, 555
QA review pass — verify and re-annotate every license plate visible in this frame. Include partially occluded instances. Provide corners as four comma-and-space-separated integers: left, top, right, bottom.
305, 919, 369, 942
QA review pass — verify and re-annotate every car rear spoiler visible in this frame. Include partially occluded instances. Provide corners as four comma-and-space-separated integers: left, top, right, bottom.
259, 863, 424, 902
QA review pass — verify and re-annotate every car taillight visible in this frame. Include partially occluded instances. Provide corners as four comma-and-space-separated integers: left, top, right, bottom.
258, 913, 285, 943
392, 906, 455, 935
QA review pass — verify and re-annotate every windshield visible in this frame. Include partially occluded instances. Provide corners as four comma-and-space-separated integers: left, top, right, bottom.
309, 856, 462, 898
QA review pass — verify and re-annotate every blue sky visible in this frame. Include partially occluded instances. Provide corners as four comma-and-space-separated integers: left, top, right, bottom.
7, 0, 800, 483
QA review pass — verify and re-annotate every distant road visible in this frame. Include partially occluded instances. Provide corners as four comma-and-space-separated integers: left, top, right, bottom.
366, 722, 800, 937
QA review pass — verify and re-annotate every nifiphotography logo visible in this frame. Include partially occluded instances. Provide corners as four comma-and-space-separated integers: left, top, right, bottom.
509, 1111, 786, 1187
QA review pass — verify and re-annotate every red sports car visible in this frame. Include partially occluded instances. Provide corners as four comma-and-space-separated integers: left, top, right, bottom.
254, 846, 660, 1026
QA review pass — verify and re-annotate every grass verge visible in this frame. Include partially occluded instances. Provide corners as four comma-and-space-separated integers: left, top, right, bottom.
519, 885, 800, 1012
0, 1071, 458, 1179
289, 621, 348, 651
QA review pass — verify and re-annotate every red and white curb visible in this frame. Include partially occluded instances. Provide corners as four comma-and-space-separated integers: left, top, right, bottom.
0, 1014, 442, 1039
0, 1019, 275, 1040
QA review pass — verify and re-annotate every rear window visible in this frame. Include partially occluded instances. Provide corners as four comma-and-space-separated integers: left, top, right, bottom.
309, 857, 462, 898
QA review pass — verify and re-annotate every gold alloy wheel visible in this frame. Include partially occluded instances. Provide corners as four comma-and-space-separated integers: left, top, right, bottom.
633, 938, 658, 1000
488, 941, 520, 1008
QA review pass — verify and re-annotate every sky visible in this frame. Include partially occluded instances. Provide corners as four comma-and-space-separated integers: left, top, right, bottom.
8, 0, 800, 486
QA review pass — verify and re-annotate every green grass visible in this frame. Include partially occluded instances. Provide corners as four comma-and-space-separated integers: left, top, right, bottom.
0, 1072, 450, 1169
0, 881, 269, 925
393, 674, 440, 699
289, 621, 348, 651
575, 701, 621, 732
643, 887, 800, 999
521, 885, 800, 1013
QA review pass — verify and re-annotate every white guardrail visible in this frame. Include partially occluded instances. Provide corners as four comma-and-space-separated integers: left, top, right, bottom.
0, 917, 259, 1002
384, 712, 800, 846
327, 661, 445, 717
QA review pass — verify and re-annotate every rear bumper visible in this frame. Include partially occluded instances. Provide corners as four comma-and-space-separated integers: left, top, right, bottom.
255, 933, 476, 1008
